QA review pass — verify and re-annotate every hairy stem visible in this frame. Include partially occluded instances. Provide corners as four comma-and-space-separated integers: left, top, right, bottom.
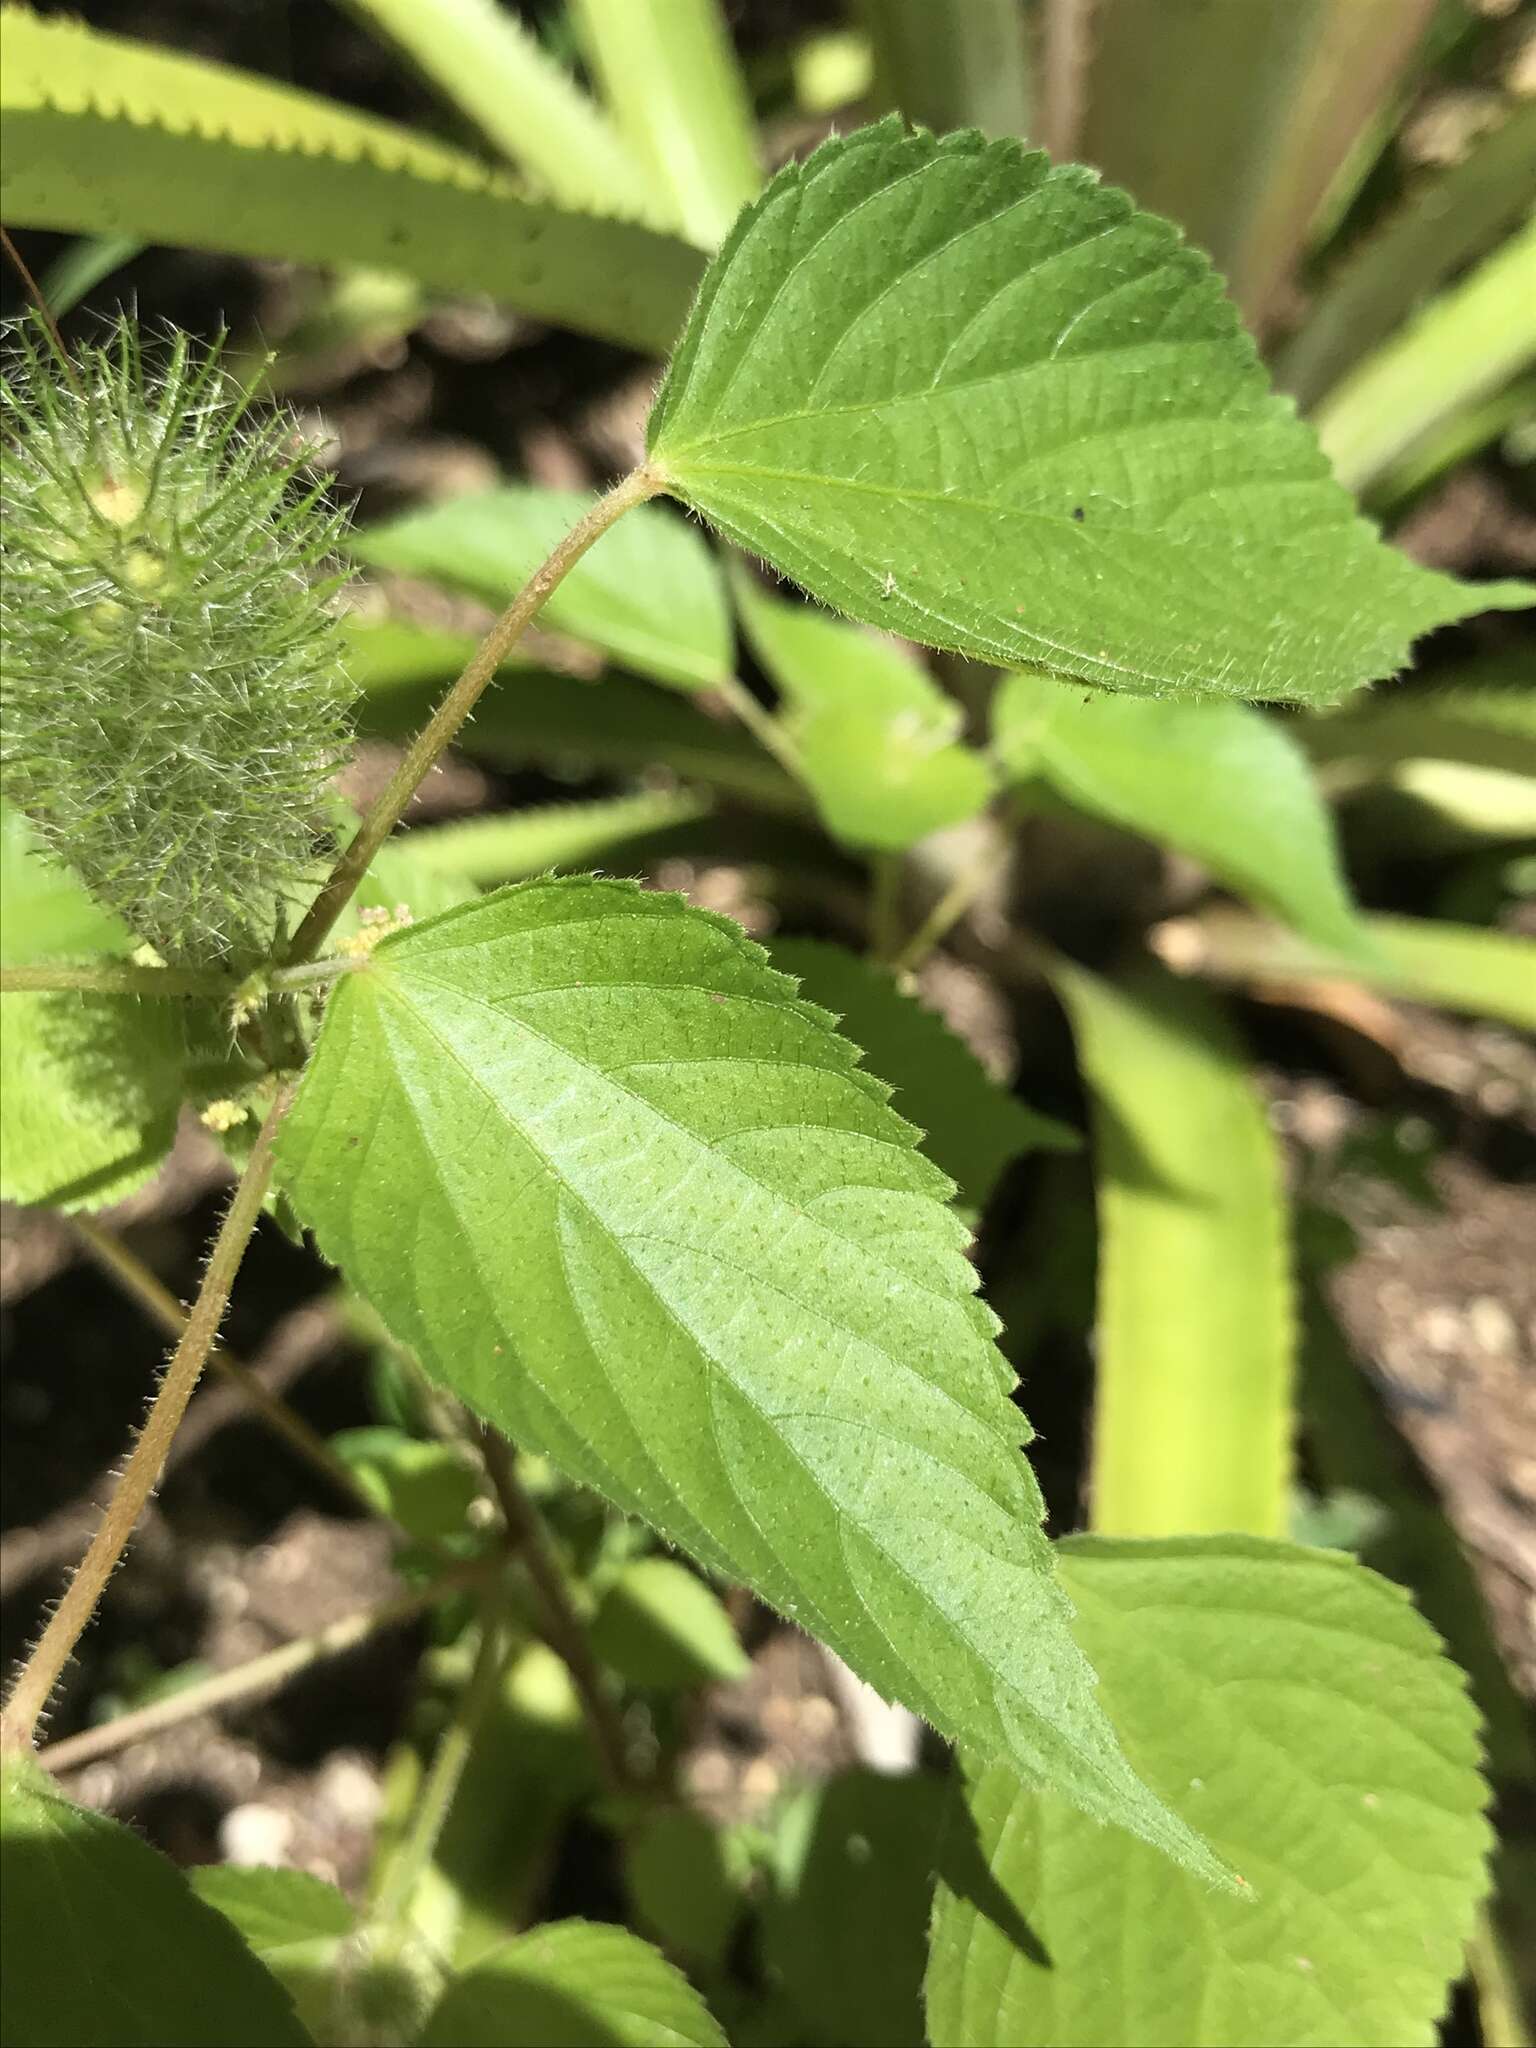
71, 1217, 447, 1555
287, 465, 667, 966
35, 1556, 495, 1775
0, 1084, 293, 1753
371, 1594, 509, 1933
0, 962, 233, 998
477, 1424, 639, 1796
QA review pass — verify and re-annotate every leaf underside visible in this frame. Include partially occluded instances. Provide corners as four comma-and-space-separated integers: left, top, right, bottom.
277, 878, 1221, 1878
649, 119, 1530, 705
926, 1537, 1492, 2048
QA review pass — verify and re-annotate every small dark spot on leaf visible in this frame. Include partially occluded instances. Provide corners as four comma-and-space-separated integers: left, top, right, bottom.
1072, 506, 1085, 521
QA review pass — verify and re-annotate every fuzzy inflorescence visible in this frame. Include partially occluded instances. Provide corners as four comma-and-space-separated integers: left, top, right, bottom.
0, 319, 355, 967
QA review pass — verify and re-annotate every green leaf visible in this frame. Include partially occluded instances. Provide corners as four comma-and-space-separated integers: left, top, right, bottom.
416, 1920, 727, 2047
926, 1536, 1492, 2048
1168, 908, 1536, 1034
855, 0, 1034, 146
590, 1555, 749, 1689
352, 487, 732, 692
771, 937, 1076, 1214
735, 573, 993, 849
1300, 657, 1536, 780
1, 1756, 311, 2047
570, 0, 760, 247
0, 7, 703, 355
329, 1426, 481, 1543
625, 1807, 747, 1969
0, 804, 186, 1211
348, 0, 652, 217
647, 119, 1530, 706
275, 878, 1224, 1878
190, 1865, 356, 1952
1052, 959, 1294, 1538
764, 1769, 950, 2048
395, 792, 713, 887
995, 672, 1366, 953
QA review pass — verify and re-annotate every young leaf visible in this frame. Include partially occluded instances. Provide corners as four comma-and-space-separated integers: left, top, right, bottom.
771, 936, 1076, 1215
1051, 960, 1294, 1538
0, 804, 186, 1211
625, 1807, 747, 1969
0, 7, 703, 355
329, 1426, 482, 1544
353, 487, 732, 693
647, 120, 1531, 706
1, 1756, 312, 2047
416, 1920, 726, 2047
589, 1555, 749, 1689
926, 1537, 1492, 2048
735, 573, 994, 848
276, 879, 1223, 1877
995, 672, 1366, 954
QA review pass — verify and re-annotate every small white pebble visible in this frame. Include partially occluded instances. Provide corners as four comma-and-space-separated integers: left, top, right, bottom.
221, 1802, 293, 1868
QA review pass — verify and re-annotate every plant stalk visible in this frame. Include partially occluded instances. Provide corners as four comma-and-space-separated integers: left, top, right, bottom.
0, 1083, 293, 1753
287, 465, 666, 966
35, 1556, 495, 1775
476, 1424, 639, 1796
0, 962, 233, 998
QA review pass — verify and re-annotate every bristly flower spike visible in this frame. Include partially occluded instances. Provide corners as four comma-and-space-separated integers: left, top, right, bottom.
0, 316, 355, 968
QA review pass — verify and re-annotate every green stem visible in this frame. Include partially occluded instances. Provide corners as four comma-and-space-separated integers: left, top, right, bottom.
888, 843, 1009, 976
371, 1595, 509, 1933
0, 961, 231, 998
71, 1216, 451, 1559
714, 672, 804, 780
868, 853, 905, 963
476, 1424, 639, 1797
286, 465, 667, 967
1, 1084, 293, 1753
36, 1556, 495, 1776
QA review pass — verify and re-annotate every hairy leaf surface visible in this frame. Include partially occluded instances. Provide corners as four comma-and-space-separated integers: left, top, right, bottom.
926, 1537, 1491, 2048
417, 1920, 726, 2047
772, 937, 1076, 1214
353, 487, 731, 692
735, 573, 993, 847
648, 120, 1530, 704
277, 879, 1221, 1873
996, 672, 1364, 953
1, 1757, 311, 2047
0, 8, 702, 354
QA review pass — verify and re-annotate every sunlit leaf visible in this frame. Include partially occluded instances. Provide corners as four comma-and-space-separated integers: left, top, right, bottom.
649, 120, 1530, 705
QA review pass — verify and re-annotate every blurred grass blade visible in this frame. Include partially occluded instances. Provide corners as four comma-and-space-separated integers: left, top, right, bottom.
853, 0, 1033, 139
36, 233, 142, 317
1280, 100, 1536, 411
1052, 959, 1294, 1538
344, 0, 654, 216
394, 792, 712, 885
1301, 655, 1536, 779
1314, 213, 1536, 493
569, 0, 760, 247
0, 6, 703, 353
1078, 0, 1438, 325
1162, 907, 1536, 1033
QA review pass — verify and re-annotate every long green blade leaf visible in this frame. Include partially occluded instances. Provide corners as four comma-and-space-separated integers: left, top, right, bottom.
276, 879, 1224, 1878
648, 120, 1530, 706
854, 0, 1034, 141
346, 0, 653, 217
570, 0, 760, 248
1052, 959, 1294, 1538
926, 1537, 1492, 2048
0, 7, 703, 354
